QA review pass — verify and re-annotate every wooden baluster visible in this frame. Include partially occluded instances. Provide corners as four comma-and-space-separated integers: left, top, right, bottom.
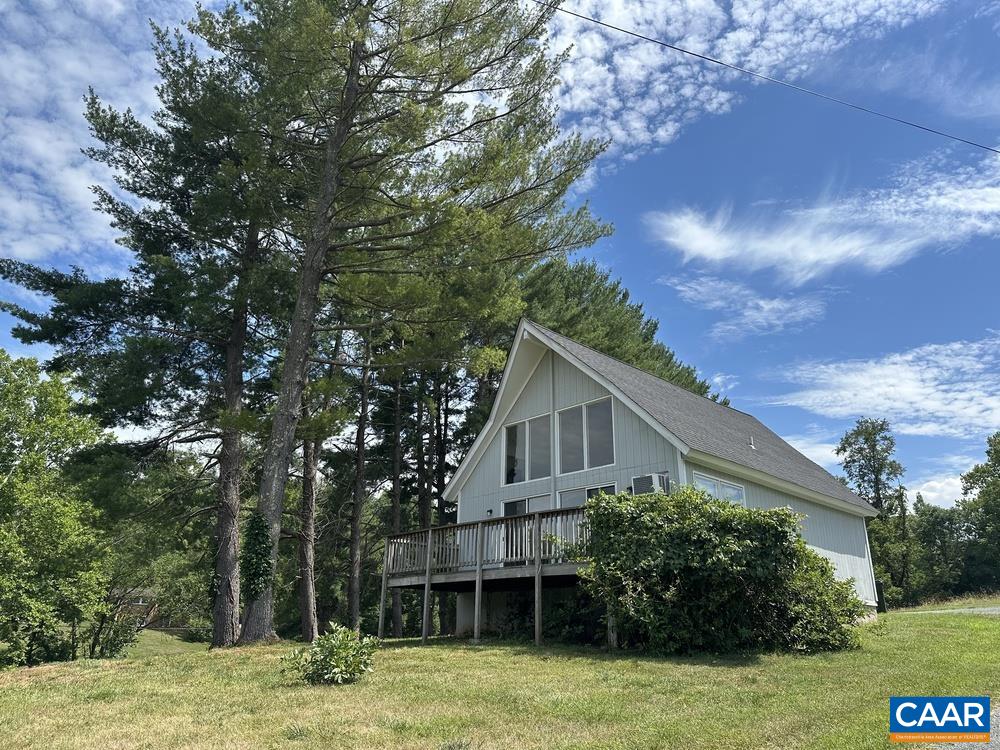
474, 522, 484, 643
533, 512, 543, 646
421, 528, 433, 643
377, 541, 389, 638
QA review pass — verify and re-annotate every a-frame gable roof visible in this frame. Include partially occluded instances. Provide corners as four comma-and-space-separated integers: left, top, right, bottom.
445, 319, 874, 517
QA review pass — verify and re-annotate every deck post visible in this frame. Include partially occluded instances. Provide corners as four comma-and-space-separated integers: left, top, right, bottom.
533, 512, 542, 646
474, 522, 484, 643
377, 540, 390, 638
421, 527, 433, 643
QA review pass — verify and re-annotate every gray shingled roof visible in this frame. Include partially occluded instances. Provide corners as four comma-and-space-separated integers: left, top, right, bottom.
529, 321, 870, 513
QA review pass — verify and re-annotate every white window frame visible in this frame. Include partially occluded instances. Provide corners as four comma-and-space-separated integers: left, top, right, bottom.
692, 470, 746, 506
501, 412, 552, 486
557, 481, 617, 508
556, 396, 616, 476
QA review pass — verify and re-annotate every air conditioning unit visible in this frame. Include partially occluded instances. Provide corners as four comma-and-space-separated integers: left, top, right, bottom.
632, 472, 670, 495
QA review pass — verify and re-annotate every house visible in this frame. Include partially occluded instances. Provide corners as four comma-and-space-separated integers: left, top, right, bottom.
378, 319, 878, 644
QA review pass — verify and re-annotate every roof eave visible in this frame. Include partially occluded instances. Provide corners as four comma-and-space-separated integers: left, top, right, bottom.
685, 449, 878, 518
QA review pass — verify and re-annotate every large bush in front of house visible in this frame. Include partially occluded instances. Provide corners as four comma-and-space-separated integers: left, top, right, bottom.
582, 488, 865, 654
284, 624, 379, 685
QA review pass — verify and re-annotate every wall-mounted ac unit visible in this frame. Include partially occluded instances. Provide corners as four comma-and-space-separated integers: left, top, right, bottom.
632, 472, 670, 495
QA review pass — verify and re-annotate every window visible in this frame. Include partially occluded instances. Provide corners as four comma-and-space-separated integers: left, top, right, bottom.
558, 406, 584, 473
504, 415, 551, 484
503, 498, 527, 516
559, 483, 616, 508
528, 416, 550, 480
503, 495, 550, 516
558, 397, 614, 474
504, 422, 525, 484
586, 398, 614, 467
693, 471, 745, 505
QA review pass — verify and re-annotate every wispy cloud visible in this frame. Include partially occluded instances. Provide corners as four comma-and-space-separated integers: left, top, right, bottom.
644, 151, 1000, 284
782, 427, 842, 472
660, 275, 825, 340
710, 371, 739, 393
551, 0, 950, 157
772, 332, 1000, 439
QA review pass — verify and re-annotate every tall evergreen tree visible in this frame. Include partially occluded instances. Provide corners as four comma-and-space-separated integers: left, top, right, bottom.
190, 0, 609, 643
0, 23, 297, 646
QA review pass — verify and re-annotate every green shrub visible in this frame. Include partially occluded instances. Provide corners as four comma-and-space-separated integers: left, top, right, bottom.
284, 623, 379, 685
582, 488, 865, 654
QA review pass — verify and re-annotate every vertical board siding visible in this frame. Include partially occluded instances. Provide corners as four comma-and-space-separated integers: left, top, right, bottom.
458, 352, 679, 522
686, 461, 877, 604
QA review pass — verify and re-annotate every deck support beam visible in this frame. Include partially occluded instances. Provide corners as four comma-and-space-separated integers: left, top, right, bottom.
533, 512, 542, 646
474, 522, 484, 643
421, 528, 433, 643
377, 542, 389, 638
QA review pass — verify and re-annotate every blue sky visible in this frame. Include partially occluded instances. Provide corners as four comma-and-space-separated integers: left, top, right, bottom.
1, 0, 998, 505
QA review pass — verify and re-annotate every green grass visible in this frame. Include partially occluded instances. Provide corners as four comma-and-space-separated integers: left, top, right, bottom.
127, 629, 209, 658
1, 607, 998, 750
895, 592, 1000, 612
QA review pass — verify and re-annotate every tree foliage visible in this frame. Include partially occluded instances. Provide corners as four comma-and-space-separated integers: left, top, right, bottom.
583, 488, 864, 655
0, 354, 106, 665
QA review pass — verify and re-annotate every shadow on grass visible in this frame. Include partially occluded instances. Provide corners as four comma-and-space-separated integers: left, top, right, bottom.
378, 635, 764, 668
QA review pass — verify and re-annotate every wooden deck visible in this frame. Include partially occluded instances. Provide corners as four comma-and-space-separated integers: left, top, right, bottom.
377, 507, 589, 644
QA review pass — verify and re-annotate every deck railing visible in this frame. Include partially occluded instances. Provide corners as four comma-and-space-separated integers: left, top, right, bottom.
384, 506, 589, 578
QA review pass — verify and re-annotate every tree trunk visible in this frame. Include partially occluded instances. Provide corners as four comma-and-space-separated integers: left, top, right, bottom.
239, 40, 364, 644
434, 374, 449, 636
212, 223, 259, 648
391, 376, 404, 637
298, 438, 319, 642
415, 382, 430, 530
348, 343, 371, 632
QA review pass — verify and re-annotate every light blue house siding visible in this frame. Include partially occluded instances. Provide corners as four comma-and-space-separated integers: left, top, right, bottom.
455, 350, 681, 523
454, 349, 876, 605
684, 462, 877, 604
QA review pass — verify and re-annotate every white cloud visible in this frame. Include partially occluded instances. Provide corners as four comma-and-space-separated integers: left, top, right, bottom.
772, 332, 1000, 439
710, 371, 739, 392
911, 474, 964, 507
0, 1, 200, 274
782, 426, 842, 471
661, 274, 825, 339
551, 0, 950, 156
644, 151, 1000, 284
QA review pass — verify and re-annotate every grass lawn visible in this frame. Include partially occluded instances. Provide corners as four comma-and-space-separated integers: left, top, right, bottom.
895, 593, 1000, 612
1, 608, 997, 750
127, 630, 209, 658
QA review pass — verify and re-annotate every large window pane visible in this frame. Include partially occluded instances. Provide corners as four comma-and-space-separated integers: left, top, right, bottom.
504, 422, 525, 484
528, 415, 551, 480
559, 488, 587, 508
504, 499, 527, 516
586, 398, 614, 467
527, 495, 551, 513
558, 406, 584, 473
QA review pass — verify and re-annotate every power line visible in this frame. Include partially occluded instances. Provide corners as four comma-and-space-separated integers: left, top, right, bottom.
531, 0, 1000, 156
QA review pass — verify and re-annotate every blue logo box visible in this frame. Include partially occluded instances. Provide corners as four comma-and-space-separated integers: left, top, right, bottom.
890, 697, 990, 743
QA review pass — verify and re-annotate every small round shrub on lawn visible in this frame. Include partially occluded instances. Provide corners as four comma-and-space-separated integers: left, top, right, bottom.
285, 623, 379, 685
